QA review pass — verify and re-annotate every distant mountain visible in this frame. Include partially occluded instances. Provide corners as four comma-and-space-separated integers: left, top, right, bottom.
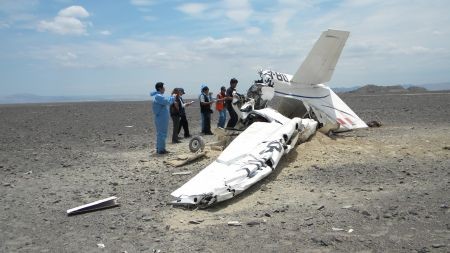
0, 93, 150, 104
348, 84, 429, 94
331, 86, 360, 93
334, 82, 450, 95
409, 82, 450, 91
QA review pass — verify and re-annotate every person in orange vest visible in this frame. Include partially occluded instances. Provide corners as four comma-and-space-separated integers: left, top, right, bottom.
216, 86, 227, 128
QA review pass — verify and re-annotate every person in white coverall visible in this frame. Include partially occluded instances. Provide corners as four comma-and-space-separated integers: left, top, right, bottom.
150, 82, 175, 154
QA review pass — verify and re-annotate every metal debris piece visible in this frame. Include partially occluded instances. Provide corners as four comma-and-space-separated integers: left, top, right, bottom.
67, 196, 119, 216
227, 221, 242, 226
172, 171, 192, 175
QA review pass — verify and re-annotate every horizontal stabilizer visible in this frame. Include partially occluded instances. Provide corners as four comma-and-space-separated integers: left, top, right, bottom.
291, 29, 349, 85
274, 85, 368, 132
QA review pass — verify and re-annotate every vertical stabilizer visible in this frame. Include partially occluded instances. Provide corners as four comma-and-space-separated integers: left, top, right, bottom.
291, 29, 349, 85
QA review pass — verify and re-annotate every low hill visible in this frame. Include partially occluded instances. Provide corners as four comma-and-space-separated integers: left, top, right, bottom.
348, 84, 427, 94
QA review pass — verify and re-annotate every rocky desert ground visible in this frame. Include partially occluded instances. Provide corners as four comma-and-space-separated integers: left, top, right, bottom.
1, 91, 449, 252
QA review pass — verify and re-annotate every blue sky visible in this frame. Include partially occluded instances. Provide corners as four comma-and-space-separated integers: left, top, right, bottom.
1, 0, 449, 97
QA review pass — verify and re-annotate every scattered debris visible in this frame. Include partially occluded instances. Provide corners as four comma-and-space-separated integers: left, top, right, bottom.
366, 120, 382, 127
188, 219, 204, 224
142, 216, 152, 222
311, 237, 329, 247
67, 196, 119, 215
172, 171, 192, 176
164, 151, 206, 167
260, 184, 268, 191
210, 145, 224, 151
227, 221, 242, 226
246, 221, 260, 226
383, 213, 392, 218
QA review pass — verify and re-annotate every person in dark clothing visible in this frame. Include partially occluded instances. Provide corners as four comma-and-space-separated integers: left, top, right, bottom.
225, 78, 239, 128
177, 88, 194, 138
199, 85, 214, 135
170, 88, 182, 143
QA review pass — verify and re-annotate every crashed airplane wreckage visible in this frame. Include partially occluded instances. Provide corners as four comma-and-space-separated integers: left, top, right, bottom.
171, 29, 367, 208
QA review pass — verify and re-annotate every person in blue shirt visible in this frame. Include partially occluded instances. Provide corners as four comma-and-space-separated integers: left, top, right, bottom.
150, 82, 176, 154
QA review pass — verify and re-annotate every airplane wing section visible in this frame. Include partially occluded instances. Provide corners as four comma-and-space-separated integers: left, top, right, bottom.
291, 29, 349, 85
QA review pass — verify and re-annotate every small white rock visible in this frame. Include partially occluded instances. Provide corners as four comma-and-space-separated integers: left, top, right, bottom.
227, 221, 242, 226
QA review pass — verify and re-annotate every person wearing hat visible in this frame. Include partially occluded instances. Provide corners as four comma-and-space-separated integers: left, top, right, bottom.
216, 86, 227, 128
150, 82, 176, 154
177, 88, 194, 138
225, 78, 239, 128
199, 85, 214, 135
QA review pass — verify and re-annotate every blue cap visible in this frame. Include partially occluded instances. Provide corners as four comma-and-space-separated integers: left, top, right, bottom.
201, 84, 208, 91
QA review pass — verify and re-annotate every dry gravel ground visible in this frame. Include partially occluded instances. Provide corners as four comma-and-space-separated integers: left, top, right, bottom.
0, 92, 449, 252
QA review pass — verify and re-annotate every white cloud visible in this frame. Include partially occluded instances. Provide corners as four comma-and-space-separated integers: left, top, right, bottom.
0, 0, 39, 13
245, 26, 260, 35
177, 3, 208, 16
0, 0, 39, 29
197, 37, 246, 49
37, 5, 90, 35
29, 38, 203, 69
130, 0, 154, 7
58, 5, 89, 18
100, 30, 111, 36
176, 1, 253, 24
223, 0, 252, 23
56, 51, 78, 62
271, 9, 297, 38
0, 21, 10, 29
143, 15, 156, 21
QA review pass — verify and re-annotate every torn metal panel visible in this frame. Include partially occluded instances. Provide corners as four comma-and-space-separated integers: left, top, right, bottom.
66, 196, 119, 215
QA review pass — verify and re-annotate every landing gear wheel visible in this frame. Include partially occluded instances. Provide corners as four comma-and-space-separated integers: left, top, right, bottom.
189, 136, 205, 153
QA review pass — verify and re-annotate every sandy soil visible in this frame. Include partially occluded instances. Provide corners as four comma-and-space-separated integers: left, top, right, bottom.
0, 92, 449, 252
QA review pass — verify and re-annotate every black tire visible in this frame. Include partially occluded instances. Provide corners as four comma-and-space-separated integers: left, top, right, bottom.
189, 136, 205, 153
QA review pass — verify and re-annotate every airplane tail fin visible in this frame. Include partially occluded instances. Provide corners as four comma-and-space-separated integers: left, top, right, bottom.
291, 29, 349, 85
